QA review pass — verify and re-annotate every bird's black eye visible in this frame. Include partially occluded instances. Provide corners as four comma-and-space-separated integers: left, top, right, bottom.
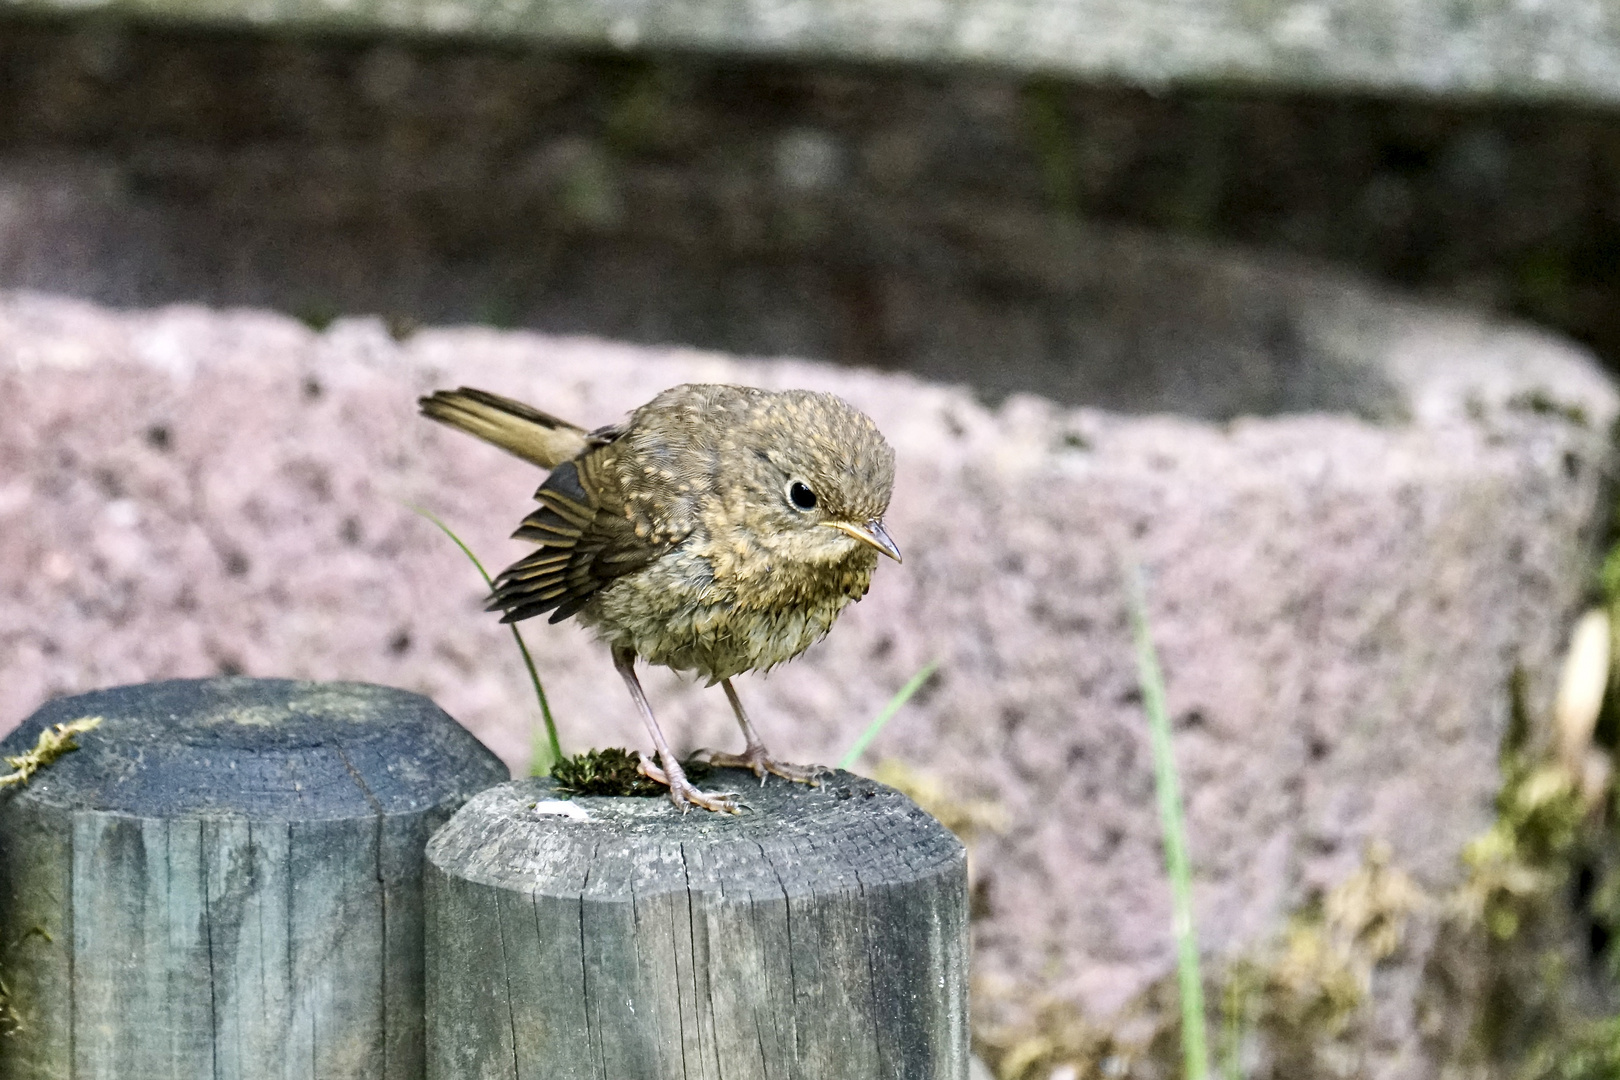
788, 481, 818, 511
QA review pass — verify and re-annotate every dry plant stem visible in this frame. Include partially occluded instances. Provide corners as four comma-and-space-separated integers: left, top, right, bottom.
0, 716, 102, 788
696, 679, 828, 785
612, 647, 739, 814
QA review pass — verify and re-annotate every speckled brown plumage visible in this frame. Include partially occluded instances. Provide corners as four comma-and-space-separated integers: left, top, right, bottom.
419, 383, 899, 812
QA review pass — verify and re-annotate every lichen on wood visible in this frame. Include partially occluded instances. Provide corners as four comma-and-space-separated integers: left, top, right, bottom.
0, 716, 98, 1037
0, 716, 101, 790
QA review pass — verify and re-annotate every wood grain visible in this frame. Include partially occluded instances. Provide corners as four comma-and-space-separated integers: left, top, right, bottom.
426, 772, 968, 1080
0, 677, 508, 1080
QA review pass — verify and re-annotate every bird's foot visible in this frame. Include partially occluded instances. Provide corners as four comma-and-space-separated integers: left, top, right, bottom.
692, 746, 830, 787
637, 753, 742, 814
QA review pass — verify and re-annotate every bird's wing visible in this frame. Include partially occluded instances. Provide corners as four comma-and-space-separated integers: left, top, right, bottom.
419, 387, 592, 469
489, 444, 673, 624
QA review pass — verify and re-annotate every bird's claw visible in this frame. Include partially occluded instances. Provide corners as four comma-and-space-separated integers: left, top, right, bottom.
691, 746, 830, 787
637, 753, 742, 814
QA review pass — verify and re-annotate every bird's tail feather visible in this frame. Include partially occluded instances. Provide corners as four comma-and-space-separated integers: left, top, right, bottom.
419, 387, 589, 469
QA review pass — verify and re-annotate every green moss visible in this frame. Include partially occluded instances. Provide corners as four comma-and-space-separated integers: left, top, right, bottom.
1207, 844, 1425, 1079
550, 747, 664, 796
973, 995, 1129, 1080
1442, 726, 1618, 1072
1456, 762, 1583, 941
549, 747, 715, 798
974, 718, 1620, 1080
1504, 388, 1589, 427
974, 846, 1424, 1079
1521, 1015, 1620, 1080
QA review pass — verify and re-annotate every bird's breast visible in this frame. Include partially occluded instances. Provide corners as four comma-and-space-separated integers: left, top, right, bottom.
578, 544, 875, 681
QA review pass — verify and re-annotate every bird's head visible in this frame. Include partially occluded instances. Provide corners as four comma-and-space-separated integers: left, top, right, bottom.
728, 389, 899, 568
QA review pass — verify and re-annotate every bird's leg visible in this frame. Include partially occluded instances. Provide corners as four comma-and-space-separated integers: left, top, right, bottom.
693, 679, 830, 786
611, 647, 739, 814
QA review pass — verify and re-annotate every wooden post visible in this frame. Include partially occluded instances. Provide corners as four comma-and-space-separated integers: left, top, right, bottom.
0, 677, 508, 1080
425, 771, 969, 1080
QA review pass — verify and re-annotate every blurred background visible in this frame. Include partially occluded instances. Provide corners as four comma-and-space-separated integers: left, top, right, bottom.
4, 1, 1620, 1078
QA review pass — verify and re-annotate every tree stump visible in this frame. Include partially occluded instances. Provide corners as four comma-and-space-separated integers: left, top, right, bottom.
0, 677, 508, 1080
425, 771, 969, 1080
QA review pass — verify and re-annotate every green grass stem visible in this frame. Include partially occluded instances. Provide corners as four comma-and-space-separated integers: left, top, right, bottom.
1125, 559, 1210, 1080
838, 659, 940, 771
411, 505, 563, 773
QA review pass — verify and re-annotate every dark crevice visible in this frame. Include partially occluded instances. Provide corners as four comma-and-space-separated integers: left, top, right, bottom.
336, 742, 394, 1070
677, 843, 701, 1080
757, 838, 797, 1074
375, 814, 389, 1077
853, 870, 887, 1076
578, 840, 599, 1079
284, 822, 299, 1076
198, 820, 220, 1080
496, 889, 520, 1078
66, 813, 76, 1073
334, 746, 386, 817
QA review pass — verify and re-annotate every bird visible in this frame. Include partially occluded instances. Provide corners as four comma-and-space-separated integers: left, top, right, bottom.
419, 383, 900, 813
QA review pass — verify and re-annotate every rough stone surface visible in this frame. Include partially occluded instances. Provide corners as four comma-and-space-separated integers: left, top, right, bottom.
6, 0, 1620, 105
0, 258, 1613, 1072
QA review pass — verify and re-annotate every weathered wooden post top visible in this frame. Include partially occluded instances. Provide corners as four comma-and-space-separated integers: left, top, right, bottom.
0, 676, 508, 1080
426, 770, 970, 1080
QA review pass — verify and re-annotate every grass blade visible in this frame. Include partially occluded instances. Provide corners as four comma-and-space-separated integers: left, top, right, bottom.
1125, 558, 1210, 1080
838, 659, 940, 771
410, 505, 563, 772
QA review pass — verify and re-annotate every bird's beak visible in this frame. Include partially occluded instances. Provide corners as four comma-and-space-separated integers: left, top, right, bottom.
828, 519, 902, 563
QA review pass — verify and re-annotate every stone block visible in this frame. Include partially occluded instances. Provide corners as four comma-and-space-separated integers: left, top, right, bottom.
0, 236, 1612, 1071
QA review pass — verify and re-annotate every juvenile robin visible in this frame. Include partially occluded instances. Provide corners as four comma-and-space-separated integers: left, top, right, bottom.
419, 383, 900, 813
